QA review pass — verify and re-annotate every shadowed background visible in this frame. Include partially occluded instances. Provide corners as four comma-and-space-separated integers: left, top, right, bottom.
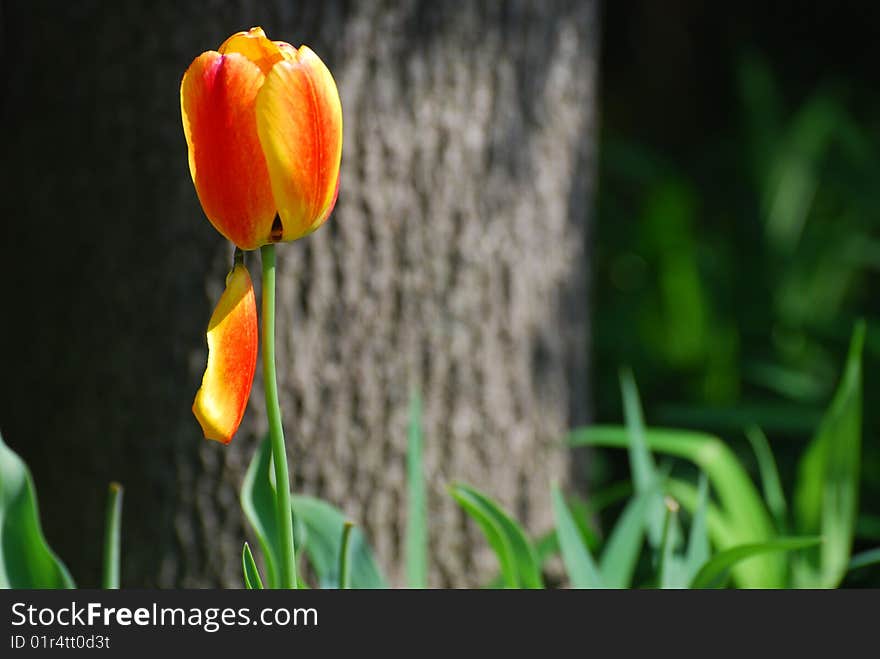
2, 1, 879, 587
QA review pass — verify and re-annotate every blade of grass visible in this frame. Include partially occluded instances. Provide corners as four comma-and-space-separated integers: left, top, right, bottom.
684, 473, 709, 582
567, 496, 602, 552
746, 425, 787, 531
242, 542, 264, 589
599, 489, 650, 588
406, 389, 428, 588
659, 497, 686, 588
793, 321, 864, 587
551, 484, 603, 588
620, 368, 665, 547
848, 547, 880, 572
338, 521, 355, 590
451, 483, 543, 589
241, 437, 282, 589
691, 537, 822, 589
102, 482, 123, 589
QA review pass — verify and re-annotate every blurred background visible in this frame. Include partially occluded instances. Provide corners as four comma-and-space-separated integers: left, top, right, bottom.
592, 1, 879, 587
1, 1, 877, 587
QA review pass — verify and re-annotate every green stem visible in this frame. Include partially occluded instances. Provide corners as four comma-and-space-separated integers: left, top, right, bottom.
102, 482, 123, 589
339, 521, 355, 589
261, 244, 297, 589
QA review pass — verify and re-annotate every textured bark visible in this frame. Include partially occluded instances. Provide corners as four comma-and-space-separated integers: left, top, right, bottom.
0, 0, 597, 587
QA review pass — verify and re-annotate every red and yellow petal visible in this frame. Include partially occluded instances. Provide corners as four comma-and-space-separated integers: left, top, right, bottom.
192, 263, 258, 444
219, 27, 287, 75
255, 45, 343, 242
180, 51, 276, 250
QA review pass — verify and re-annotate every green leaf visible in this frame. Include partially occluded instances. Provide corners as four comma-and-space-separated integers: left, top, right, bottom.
291, 495, 387, 589
242, 542, 264, 589
619, 369, 665, 547
746, 426, 787, 531
0, 432, 74, 588
451, 483, 543, 589
102, 482, 123, 589
241, 436, 282, 589
569, 425, 780, 587
793, 321, 864, 588
406, 389, 428, 588
551, 484, 603, 588
684, 473, 710, 582
599, 490, 650, 588
691, 537, 822, 589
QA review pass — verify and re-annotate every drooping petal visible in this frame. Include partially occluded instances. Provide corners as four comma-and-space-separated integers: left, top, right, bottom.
192, 263, 258, 444
181, 51, 276, 250
219, 27, 287, 75
255, 45, 343, 243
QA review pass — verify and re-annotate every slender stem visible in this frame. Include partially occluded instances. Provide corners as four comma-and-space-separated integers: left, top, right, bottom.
406, 389, 427, 588
102, 482, 123, 589
339, 521, 355, 589
658, 496, 680, 589
261, 244, 297, 589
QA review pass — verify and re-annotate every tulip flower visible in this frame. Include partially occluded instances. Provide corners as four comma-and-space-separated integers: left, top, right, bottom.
182, 27, 339, 588
192, 262, 258, 444
180, 27, 343, 250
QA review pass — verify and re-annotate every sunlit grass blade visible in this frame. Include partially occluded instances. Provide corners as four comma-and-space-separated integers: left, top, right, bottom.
569, 425, 780, 587
684, 473, 709, 582
338, 521, 355, 590
291, 496, 387, 589
551, 484, 603, 588
599, 489, 650, 588
793, 321, 864, 588
848, 547, 880, 573
746, 425, 787, 531
102, 482, 123, 589
242, 542, 264, 589
451, 483, 542, 589
659, 497, 687, 588
620, 368, 664, 547
492, 480, 646, 589
0, 432, 75, 588
691, 536, 822, 589
241, 436, 282, 589
406, 389, 427, 588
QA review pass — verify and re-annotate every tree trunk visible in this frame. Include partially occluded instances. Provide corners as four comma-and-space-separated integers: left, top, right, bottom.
0, 0, 597, 587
